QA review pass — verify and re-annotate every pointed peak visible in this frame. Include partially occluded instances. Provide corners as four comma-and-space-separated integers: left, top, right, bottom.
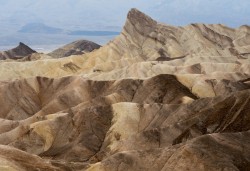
127, 8, 145, 18
123, 8, 157, 36
13, 42, 36, 55
16, 42, 35, 51
18, 42, 28, 47
127, 8, 156, 25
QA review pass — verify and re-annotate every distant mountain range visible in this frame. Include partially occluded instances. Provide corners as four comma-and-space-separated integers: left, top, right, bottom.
0, 22, 120, 47
18, 23, 64, 34
18, 22, 120, 36
68, 30, 120, 36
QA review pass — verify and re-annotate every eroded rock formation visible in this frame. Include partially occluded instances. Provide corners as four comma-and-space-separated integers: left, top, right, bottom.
0, 8, 249, 171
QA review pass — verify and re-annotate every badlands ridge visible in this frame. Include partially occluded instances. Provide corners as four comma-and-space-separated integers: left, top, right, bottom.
0, 9, 249, 171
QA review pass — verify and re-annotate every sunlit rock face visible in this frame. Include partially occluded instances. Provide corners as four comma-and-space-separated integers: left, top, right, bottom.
0, 8, 249, 171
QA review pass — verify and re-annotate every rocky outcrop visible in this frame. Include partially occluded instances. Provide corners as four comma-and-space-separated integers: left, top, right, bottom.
0, 8, 249, 171
0, 74, 249, 170
0, 145, 60, 171
48, 40, 101, 58
0, 42, 36, 60
88, 131, 250, 171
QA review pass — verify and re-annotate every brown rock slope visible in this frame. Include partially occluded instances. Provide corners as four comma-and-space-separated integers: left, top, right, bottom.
48, 40, 101, 58
0, 42, 36, 60
0, 8, 249, 171
0, 74, 249, 170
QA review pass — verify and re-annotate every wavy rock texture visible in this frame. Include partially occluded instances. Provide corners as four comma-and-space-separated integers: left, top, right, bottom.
0, 8, 249, 171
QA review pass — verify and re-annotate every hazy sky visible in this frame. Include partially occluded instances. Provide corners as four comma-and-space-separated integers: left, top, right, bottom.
0, 0, 249, 32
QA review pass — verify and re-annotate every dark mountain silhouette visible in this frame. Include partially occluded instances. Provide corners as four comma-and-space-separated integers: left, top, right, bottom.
18, 23, 63, 34
0, 42, 36, 60
48, 40, 101, 58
